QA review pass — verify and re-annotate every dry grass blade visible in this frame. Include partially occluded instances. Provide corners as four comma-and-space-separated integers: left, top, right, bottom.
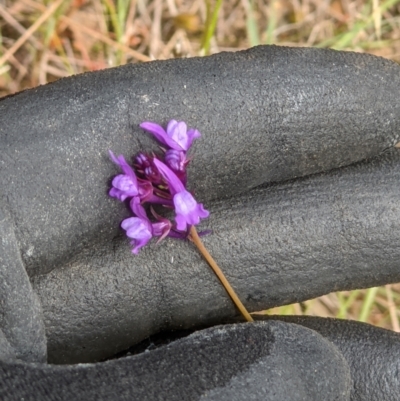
0, 4, 43, 50
63, 15, 151, 63
0, 0, 63, 67
385, 284, 400, 332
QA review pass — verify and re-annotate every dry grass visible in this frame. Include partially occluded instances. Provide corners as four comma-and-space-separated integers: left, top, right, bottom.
1, 0, 400, 331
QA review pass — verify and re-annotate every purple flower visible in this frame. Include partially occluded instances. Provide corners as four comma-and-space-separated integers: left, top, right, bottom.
109, 175, 137, 201
109, 151, 155, 202
164, 149, 189, 184
109, 119, 210, 255
164, 149, 186, 172
140, 120, 201, 151
121, 198, 173, 254
135, 153, 162, 184
109, 151, 140, 201
153, 159, 209, 231
150, 207, 173, 242
121, 216, 152, 254
121, 198, 152, 253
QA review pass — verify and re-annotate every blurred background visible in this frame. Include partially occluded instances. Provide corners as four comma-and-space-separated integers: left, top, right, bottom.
1, 0, 400, 331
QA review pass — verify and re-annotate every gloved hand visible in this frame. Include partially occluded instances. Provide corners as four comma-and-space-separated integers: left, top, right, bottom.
1, 46, 400, 401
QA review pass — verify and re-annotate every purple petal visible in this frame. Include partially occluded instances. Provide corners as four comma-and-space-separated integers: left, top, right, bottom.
140, 122, 182, 150
153, 159, 185, 195
152, 221, 172, 243
164, 149, 186, 173
136, 153, 150, 167
109, 187, 129, 202
137, 179, 154, 203
164, 150, 187, 186
139, 122, 166, 143
173, 190, 209, 231
195, 203, 209, 219
167, 229, 189, 239
121, 216, 152, 254
137, 154, 162, 184
109, 151, 138, 182
150, 206, 173, 242
197, 229, 212, 237
174, 190, 197, 214
111, 175, 139, 196
167, 120, 189, 150
186, 128, 201, 149
109, 150, 121, 165
129, 197, 149, 222
166, 120, 201, 151
175, 214, 188, 232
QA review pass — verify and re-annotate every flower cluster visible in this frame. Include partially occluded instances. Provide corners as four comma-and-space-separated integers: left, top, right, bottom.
109, 120, 209, 254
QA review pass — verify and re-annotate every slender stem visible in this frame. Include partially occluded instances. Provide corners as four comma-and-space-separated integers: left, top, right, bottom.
201, 0, 224, 56
189, 226, 254, 322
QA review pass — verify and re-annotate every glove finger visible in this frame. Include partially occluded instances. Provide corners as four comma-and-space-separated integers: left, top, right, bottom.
1, 47, 400, 276
0, 321, 351, 401
262, 316, 400, 401
33, 148, 400, 363
0, 197, 46, 363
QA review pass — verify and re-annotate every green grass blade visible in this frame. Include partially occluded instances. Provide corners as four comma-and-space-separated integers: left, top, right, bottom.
201, 0, 224, 56
336, 290, 360, 319
358, 287, 379, 322
265, 0, 278, 45
317, 0, 400, 49
246, 0, 260, 47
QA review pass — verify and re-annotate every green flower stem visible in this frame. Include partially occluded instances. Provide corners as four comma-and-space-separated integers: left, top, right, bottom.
189, 226, 254, 322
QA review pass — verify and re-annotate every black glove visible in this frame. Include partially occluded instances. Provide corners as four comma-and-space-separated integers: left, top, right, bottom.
1, 45, 400, 400
1, 317, 399, 401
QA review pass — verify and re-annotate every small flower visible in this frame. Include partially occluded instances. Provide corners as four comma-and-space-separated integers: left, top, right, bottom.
109, 175, 137, 201
121, 216, 152, 254
150, 207, 173, 242
135, 153, 162, 184
140, 120, 201, 151
153, 159, 209, 231
109, 151, 139, 201
122, 198, 173, 254
109, 151, 154, 202
123, 197, 153, 253
164, 149, 189, 184
109, 120, 210, 254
